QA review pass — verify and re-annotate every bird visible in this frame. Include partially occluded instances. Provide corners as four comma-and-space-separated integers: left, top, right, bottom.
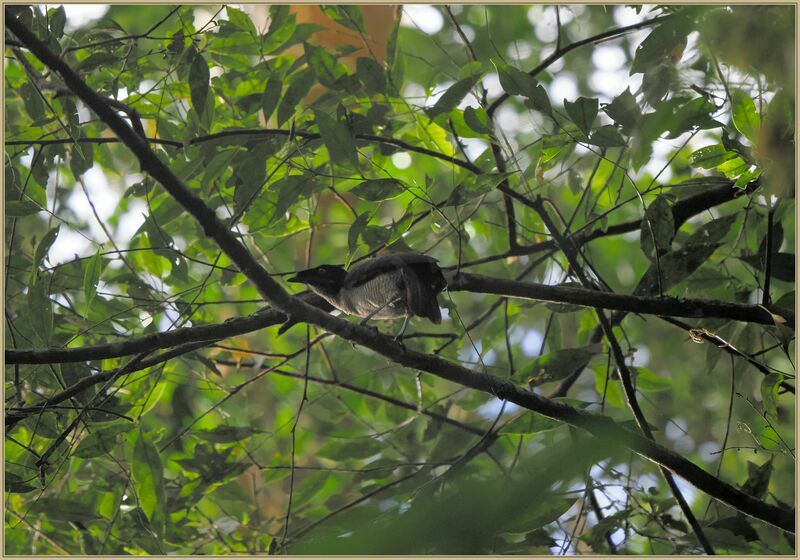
287, 252, 447, 338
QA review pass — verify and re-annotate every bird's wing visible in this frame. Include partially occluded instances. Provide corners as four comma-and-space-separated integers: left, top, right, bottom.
343, 253, 439, 289
400, 263, 442, 324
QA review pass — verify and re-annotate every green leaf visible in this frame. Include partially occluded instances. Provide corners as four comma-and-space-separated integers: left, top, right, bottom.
320, 5, 365, 32
760, 373, 783, 421
594, 365, 625, 409
305, 42, 348, 88
641, 63, 678, 107
27, 282, 53, 345
74, 52, 119, 73
773, 291, 794, 319
731, 89, 761, 143
318, 437, 383, 460
232, 144, 271, 215
634, 242, 720, 295
32, 225, 60, 272
500, 412, 561, 435
198, 425, 261, 443
261, 73, 283, 122
202, 147, 239, 188
348, 212, 370, 255
5, 472, 37, 494
633, 367, 671, 392
689, 144, 739, 169
739, 252, 795, 282
495, 61, 536, 96
48, 6, 66, 39
505, 499, 573, 533
564, 97, 598, 136
362, 225, 391, 249
667, 97, 721, 138
292, 472, 329, 507
709, 516, 759, 543
314, 105, 358, 168
630, 20, 689, 75
588, 125, 626, 148
733, 166, 762, 188
225, 5, 257, 36
6, 200, 43, 216
70, 143, 93, 177
263, 6, 297, 54
272, 174, 324, 218
132, 429, 166, 538
74, 422, 134, 459
769, 253, 795, 282
516, 344, 602, 385
685, 214, 737, 246
585, 508, 634, 549
350, 178, 405, 201
356, 57, 386, 94
189, 49, 211, 113
415, 119, 455, 158
716, 156, 749, 179
463, 106, 493, 135
494, 60, 551, 115
446, 172, 514, 206
741, 457, 773, 499
166, 29, 186, 57
427, 76, 479, 120
277, 68, 315, 126
522, 85, 552, 116
640, 195, 675, 261
603, 87, 642, 130
83, 249, 102, 315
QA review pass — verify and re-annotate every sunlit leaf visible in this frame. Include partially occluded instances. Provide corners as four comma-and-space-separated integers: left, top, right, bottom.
730, 89, 761, 143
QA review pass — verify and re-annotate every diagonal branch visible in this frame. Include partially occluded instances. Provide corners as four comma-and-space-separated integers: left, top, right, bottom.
526, 194, 716, 553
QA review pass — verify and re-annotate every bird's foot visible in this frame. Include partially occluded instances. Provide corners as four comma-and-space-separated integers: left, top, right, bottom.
357, 318, 381, 338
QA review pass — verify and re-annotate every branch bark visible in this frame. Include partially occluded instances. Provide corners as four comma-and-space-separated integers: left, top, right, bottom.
8, 272, 787, 366
448, 272, 792, 327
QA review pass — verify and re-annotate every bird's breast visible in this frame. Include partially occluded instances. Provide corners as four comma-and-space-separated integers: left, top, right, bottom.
339, 272, 407, 319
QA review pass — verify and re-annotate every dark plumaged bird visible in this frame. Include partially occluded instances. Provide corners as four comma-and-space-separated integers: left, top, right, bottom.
288, 252, 447, 337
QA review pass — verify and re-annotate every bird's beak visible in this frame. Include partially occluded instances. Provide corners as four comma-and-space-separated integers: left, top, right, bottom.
287, 275, 302, 283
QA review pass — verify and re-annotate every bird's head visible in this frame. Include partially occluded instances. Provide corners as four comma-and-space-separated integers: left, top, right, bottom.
287, 264, 348, 297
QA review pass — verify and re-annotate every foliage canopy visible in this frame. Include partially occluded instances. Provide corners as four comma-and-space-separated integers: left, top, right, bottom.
4, 3, 796, 555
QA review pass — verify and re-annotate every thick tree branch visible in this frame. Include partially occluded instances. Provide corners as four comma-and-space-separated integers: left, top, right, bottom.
5, 292, 330, 364
448, 272, 792, 328
10, 270, 787, 367
7, 11, 793, 533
